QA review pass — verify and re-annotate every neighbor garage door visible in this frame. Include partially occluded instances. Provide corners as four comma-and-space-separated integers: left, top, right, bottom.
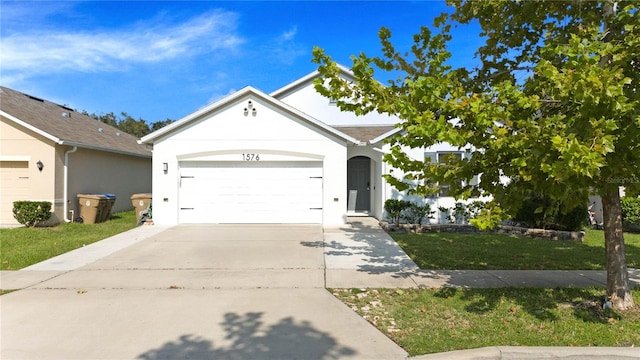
0, 161, 29, 225
178, 161, 323, 223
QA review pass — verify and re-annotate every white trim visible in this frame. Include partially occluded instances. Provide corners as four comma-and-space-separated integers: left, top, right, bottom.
63, 146, 78, 222
140, 86, 361, 146
2, 110, 149, 158
369, 127, 402, 144
1, 110, 60, 143
270, 63, 355, 99
59, 140, 151, 158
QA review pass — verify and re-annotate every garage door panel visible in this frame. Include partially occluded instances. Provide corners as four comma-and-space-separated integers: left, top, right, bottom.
0, 161, 29, 225
179, 161, 322, 224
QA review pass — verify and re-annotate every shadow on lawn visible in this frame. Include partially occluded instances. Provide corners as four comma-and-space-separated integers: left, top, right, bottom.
137, 312, 356, 360
433, 287, 628, 324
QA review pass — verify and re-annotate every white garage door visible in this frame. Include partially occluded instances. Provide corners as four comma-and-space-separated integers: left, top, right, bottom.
0, 161, 29, 225
178, 161, 323, 223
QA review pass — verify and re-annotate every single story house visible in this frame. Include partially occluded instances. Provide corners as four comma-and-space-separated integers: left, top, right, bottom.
141, 66, 468, 226
0, 86, 152, 226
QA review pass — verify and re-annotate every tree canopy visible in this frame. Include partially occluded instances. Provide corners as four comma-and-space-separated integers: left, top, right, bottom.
83, 111, 174, 138
313, 0, 638, 310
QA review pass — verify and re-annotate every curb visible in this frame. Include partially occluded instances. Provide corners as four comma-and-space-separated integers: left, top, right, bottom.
410, 346, 639, 359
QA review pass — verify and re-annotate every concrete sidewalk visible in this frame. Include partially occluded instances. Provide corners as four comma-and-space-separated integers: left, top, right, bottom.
324, 217, 640, 290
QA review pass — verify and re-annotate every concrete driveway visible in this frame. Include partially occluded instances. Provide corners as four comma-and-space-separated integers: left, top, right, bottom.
1, 224, 408, 360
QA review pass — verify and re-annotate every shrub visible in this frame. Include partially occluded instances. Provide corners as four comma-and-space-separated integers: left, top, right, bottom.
451, 202, 468, 224
513, 194, 587, 231
439, 201, 486, 225
384, 199, 411, 225
438, 206, 451, 223
402, 203, 434, 225
13, 201, 52, 227
621, 196, 640, 231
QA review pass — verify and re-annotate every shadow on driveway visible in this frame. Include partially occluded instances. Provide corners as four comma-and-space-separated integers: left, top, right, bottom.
138, 312, 356, 360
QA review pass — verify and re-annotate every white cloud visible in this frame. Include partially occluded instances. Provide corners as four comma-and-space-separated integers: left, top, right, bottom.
281, 26, 298, 42
0, 10, 244, 78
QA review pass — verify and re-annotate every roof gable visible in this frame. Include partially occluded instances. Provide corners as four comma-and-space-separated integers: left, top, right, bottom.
270, 63, 354, 100
0, 86, 150, 157
332, 125, 397, 143
141, 86, 361, 145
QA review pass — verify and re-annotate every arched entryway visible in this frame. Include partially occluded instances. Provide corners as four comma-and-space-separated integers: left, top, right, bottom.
347, 156, 371, 213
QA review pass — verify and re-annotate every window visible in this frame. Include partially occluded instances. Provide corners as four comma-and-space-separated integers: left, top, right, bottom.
424, 151, 464, 197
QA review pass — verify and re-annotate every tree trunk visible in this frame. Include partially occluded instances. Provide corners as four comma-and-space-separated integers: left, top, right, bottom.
601, 187, 634, 310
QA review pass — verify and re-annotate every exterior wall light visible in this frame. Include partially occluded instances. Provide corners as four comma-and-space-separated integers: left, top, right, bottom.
36, 160, 44, 172
163, 162, 168, 174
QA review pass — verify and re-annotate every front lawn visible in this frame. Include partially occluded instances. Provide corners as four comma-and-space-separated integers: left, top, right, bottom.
333, 287, 640, 356
341, 229, 640, 355
0, 210, 137, 270
391, 229, 640, 270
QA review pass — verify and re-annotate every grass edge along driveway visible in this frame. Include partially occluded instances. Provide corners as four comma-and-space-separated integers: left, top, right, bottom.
0, 210, 137, 271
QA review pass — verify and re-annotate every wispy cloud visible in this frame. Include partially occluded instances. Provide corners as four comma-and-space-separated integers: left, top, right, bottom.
0, 9, 244, 80
261, 25, 307, 66
280, 26, 298, 42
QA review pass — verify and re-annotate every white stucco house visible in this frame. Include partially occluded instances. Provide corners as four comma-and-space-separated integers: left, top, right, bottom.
140, 66, 468, 226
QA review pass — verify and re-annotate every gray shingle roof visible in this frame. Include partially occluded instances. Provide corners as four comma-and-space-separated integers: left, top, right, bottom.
0, 86, 150, 157
332, 125, 396, 142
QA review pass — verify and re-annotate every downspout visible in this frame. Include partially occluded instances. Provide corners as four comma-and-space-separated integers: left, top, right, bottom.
63, 146, 78, 222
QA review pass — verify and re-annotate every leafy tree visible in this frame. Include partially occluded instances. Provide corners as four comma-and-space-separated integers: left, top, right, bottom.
151, 119, 175, 132
117, 112, 149, 138
313, 1, 639, 310
83, 111, 174, 137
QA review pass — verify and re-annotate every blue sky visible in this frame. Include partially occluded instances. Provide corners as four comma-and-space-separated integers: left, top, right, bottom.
1, 1, 481, 123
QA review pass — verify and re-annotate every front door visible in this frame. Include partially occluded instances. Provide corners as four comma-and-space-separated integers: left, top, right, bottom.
347, 156, 371, 212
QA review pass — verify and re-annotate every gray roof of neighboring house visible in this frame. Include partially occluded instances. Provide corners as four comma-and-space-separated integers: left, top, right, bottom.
332, 125, 397, 142
0, 86, 150, 158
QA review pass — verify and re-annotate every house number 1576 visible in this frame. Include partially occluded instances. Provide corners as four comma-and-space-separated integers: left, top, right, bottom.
242, 153, 260, 161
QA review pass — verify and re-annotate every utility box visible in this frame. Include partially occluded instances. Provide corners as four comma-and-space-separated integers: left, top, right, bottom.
131, 193, 152, 223
77, 194, 106, 224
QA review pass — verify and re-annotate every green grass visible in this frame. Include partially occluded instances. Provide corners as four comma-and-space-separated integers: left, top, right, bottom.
332, 287, 640, 356
0, 210, 137, 270
391, 229, 640, 270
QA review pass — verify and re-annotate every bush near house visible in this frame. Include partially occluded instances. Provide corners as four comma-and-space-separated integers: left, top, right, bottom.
402, 203, 434, 225
621, 196, 640, 232
385, 199, 435, 225
384, 199, 412, 226
440, 201, 486, 224
12, 201, 52, 227
513, 194, 587, 231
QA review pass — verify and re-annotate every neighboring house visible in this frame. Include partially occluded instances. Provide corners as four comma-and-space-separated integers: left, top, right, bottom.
141, 66, 468, 226
0, 86, 152, 226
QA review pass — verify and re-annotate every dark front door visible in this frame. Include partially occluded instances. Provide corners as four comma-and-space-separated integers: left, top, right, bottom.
347, 156, 371, 212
